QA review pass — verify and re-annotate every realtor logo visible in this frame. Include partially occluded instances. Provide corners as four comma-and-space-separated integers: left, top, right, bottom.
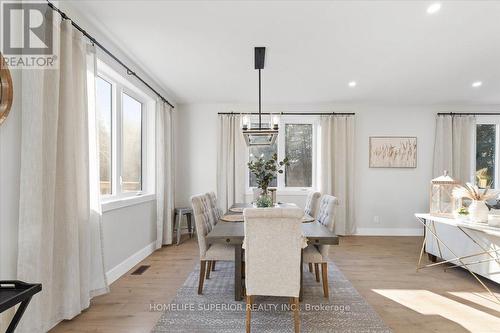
1, 1, 57, 68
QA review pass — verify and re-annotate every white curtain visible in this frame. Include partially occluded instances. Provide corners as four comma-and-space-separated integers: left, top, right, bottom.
156, 101, 175, 247
433, 115, 476, 183
217, 114, 247, 212
318, 115, 356, 235
17, 19, 108, 332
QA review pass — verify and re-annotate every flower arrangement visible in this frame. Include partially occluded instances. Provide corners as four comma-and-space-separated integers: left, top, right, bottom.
248, 153, 290, 207
452, 183, 499, 201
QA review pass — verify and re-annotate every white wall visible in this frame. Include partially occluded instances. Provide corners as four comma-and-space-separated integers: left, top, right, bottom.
175, 103, 500, 235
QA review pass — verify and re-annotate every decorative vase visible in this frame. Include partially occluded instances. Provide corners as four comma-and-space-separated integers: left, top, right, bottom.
468, 200, 489, 223
255, 193, 273, 208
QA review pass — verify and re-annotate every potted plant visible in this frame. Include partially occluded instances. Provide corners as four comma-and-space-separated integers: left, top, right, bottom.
452, 183, 499, 223
248, 153, 290, 207
476, 168, 491, 189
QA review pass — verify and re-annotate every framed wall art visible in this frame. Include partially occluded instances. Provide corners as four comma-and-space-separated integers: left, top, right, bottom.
369, 136, 417, 168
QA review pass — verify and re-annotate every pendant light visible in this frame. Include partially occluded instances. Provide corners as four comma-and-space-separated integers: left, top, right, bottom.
242, 47, 279, 146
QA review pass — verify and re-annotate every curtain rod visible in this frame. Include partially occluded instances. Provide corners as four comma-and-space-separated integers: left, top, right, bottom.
46, 1, 175, 109
438, 112, 500, 116
218, 112, 355, 115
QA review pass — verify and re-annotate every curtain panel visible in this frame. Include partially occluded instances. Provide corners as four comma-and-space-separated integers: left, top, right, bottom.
433, 115, 476, 183
318, 115, 356, 235
216, 114, 247, 212
17, 19, 108, 332
156, 102, 175, 247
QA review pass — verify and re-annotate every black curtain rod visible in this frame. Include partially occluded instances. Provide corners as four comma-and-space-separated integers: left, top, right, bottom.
218, 112, 355, 115
46, 1, 175, 109
438, 112, 500, 116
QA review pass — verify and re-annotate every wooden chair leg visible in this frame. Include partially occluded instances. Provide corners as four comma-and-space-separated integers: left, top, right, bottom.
314, 263, 320, 282
308, 263, 313, 273
212, 261, 216, 271
321, 262, 329, 298
198, 261, 207, 294
292, 297, 300, 333
246, 295, 253, 333
206, 261, 212, 279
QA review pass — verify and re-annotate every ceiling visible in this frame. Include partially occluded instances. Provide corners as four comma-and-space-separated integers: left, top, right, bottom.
67, 0, 500, 105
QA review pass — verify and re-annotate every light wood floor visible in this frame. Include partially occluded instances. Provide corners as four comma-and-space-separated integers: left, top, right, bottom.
51, 236, 500, 333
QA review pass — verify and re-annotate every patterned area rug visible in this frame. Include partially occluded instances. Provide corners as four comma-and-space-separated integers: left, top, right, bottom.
152, 261, 391, 332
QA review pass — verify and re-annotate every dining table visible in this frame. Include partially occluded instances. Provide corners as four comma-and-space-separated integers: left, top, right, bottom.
205, 203, 339, 301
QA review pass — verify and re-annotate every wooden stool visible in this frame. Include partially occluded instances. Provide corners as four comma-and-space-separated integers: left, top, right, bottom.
173, 207, 194, 245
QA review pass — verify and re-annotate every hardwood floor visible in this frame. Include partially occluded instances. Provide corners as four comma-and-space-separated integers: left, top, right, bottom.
51, 236, 500, 333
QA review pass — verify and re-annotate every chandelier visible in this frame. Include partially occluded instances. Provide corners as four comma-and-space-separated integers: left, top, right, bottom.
241, 47, 279, 146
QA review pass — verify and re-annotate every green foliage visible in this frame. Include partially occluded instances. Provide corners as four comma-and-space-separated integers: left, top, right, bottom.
457, 206, 469, 216
256, 194, 273, 208
247, 153, 290, 193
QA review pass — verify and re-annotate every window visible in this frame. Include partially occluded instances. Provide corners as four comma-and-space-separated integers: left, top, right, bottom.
122, 92, 143, 192
285, 124, 313, 187
96, 77, 112, 195
476, 119, 499, 188
247, 116, 317, 192
95, 61, 155, 202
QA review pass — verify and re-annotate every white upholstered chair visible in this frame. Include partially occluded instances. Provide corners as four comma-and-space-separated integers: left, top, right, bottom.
304, 191, 321, 218
191, 193, 234, 294
303, 195, 337, 298
207, 191, 222, 223
206, 191, 223, 271
243, 207, 306, 333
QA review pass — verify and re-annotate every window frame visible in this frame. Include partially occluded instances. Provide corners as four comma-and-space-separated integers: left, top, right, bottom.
96, 60, 156, 206
476, 116, 500, 189
246, 115, 319, 194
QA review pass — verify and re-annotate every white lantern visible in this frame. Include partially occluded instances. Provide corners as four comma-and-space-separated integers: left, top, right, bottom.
430, 171, 460, 217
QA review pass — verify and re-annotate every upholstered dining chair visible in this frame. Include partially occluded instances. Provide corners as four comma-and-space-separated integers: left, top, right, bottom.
207, 191, 222, 223
243, 207, 306, 333
206, 191, 223, 271
304, 191, 321, 218
303, 195, 337, 298
191, 194, 234, 294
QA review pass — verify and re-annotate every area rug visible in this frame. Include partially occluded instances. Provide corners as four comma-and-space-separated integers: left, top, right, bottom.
151, 261, 392, 332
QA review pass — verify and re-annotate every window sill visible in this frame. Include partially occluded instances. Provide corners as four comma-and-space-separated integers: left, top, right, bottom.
102, 194, 156, 212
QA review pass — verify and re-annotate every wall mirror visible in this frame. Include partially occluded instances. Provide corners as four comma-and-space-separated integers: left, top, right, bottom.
0, 53, 13, 125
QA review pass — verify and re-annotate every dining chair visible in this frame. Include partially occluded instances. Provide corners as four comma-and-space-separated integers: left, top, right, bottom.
304, 191, 321, 218
243, 207, 306, 333
303, 195, 337, 298
206, 191, 223, 271
191, 193, 234, 294
206, 191, 222, 223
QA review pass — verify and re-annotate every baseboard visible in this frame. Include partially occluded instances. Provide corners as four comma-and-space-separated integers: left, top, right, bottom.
106, 241, 156, 284
355, 227, 423, 236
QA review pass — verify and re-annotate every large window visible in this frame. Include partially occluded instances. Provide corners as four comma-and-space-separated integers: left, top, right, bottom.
476, 118, 499, 189
247, 116, 317, 191
122, 92, 143, 192
96, 62, 154, 201
96, 77, 112, 195
285, 124, 313, 187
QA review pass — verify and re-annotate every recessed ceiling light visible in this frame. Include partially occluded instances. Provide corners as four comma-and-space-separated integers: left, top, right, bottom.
348, 81, 357, 87
427, 3, 441, 14
472, 81, 483, 88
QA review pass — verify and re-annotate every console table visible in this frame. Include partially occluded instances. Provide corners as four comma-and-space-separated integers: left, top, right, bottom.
415, 213, 500, 304
0, 281, 42, 332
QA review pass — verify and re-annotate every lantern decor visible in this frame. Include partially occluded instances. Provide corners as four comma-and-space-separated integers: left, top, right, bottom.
430, 171, 460, 218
